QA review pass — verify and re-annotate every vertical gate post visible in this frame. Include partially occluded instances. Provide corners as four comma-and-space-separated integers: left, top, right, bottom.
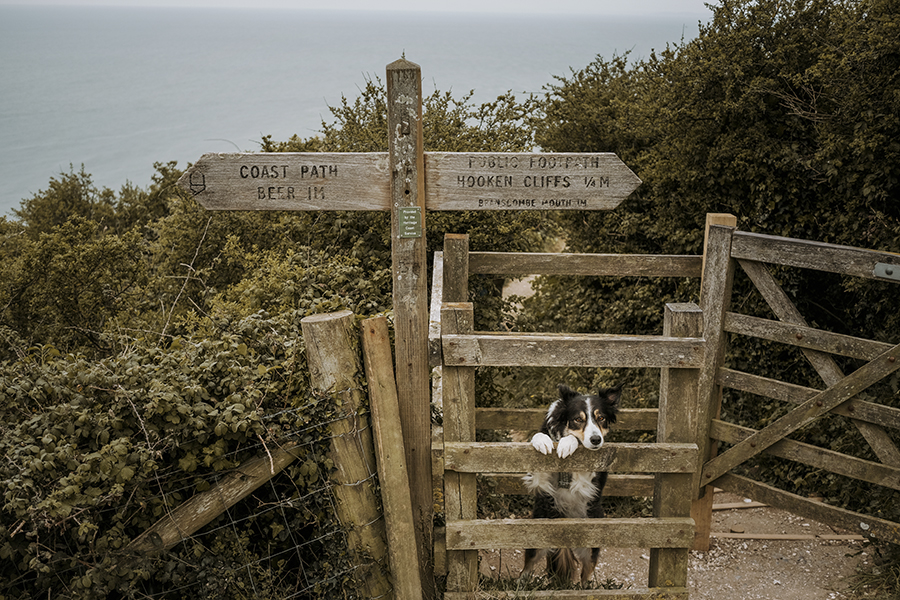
387, 59, 434, 597
691, 215, 737, 551
443, 233, 470, 303
301, 310, 392, 599
441, 302, 478, 594
649, 303, 702, 588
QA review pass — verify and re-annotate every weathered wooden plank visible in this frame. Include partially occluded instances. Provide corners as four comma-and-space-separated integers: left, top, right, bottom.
443, 233, 470, 303
691, 220, 737, 551
650, 304, 701, 588
716, 473, 900, 545
475, 407, 659, 432
717, 368, 900, 430
445, 517, 694, 550
387, 58, 434, 600
121, 441, 300, 561
481, 473, 655, 497
739, 258, 900, 467
724, 312, 893, 361
175, 152, 391, 211
360, 316, 424, 600
428, 251, 444, 367
468, 252, 701, 278
710, 419, 900, 492
701, 341, 900, 483
444, 442, 698, 474
731, 231, 900, 280
442, 333, 705, 368
441, 303, 479, 593
424, 152, 641, 211
301, 310, 391, 599
444, 590, 688, 600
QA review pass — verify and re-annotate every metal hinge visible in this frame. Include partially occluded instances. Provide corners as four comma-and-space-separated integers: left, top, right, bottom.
874, 262, 900, 282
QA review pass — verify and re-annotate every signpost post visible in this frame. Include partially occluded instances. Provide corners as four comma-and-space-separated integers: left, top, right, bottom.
176, 59, 640, 599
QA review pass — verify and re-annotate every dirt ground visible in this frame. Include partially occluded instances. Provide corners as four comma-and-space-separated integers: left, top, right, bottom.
478, 491, 869, 599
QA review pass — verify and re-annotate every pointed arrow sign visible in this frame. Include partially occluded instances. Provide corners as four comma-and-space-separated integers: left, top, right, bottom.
176, 152, 641, 212
424, 152, 641, 211
176, 152, 391, 211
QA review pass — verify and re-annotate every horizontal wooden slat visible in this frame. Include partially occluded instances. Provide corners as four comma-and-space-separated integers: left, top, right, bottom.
445, 517, 694, 550
731, 231, 900, 280
717, 368, 900, 430
716, 473, 900, 545
443, 442, 698, 474
469, 252, 702, 278
442, 333, 705, 368
475, 407, 659, 432
481, 473, 655, 497
724, 312, 893, 361
444, 590, 688, 600
709, 420, 900, 491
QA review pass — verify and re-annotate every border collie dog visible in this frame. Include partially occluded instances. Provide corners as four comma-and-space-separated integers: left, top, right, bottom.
521, 383, 621, 584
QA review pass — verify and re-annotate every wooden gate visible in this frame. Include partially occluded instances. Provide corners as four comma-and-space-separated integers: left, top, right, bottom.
430, 233, 707, 599
694, 225, 900, 547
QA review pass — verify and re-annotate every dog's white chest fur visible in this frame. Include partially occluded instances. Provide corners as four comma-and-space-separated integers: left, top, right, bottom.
522, 471, 598, 517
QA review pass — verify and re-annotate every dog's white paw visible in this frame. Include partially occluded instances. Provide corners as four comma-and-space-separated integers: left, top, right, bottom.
531, 432, 554, 455
556, 435, 579, 459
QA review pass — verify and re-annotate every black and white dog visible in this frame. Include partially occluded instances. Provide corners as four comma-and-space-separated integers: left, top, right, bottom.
521, 383, 621, 584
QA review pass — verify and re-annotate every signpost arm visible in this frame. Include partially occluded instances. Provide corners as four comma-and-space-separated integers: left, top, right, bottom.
387, 58, 434, 598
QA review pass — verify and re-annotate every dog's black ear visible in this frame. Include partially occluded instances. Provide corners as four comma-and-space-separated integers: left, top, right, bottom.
605, 385, 623, 409
558, 383, 578, 403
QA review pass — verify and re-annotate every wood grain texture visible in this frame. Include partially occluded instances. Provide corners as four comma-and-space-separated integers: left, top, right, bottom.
731, 231, 900, 279
445, 517, 694, 550
442, 332, 704, 368
468, 252, 701, 277
387, 59, 434, 599
424, 152, 641, 211
176, 152, 391, 211
443, 442, 698, 474
360, 316, 424, 600
709, 419, 900, 491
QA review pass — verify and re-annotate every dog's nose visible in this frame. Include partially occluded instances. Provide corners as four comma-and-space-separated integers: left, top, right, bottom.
590, 436, 603, 447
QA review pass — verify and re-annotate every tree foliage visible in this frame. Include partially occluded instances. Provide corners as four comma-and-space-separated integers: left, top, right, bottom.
524, 0, 900, 516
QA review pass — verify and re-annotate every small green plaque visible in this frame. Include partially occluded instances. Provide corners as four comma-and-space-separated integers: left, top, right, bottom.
398, 206, 422, 238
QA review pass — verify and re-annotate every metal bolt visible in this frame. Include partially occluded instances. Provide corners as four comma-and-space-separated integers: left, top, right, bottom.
796, 333, 803, 340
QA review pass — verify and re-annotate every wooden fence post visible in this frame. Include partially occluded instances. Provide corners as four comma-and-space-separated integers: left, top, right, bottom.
441, 302, 478, 595
691, 215, 737, 551
443, 233, 470, 303
301, 310, 392, 600
387, 58, 434, 599
361, 316, 424, 600
649, 303, 702, 588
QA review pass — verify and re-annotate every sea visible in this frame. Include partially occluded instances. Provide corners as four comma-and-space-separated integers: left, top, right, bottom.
0, 5, 707, 218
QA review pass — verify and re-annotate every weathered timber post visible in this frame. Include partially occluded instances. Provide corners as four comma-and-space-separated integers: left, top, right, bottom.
301, 310, 392, 599
442, 234, 469, 303
386, 58, 434, 598
440, 302, 478, 595
691, 217, 736, 551
361, 315, 424, 600
649, 303, 702, 588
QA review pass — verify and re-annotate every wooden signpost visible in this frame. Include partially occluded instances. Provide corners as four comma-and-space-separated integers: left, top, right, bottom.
176, 58, 640, 599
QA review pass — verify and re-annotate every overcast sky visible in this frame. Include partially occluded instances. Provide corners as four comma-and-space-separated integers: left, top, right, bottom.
0, 0, 713, 16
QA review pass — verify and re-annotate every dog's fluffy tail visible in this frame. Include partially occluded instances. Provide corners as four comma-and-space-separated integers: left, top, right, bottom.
547, 548, 578, 582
